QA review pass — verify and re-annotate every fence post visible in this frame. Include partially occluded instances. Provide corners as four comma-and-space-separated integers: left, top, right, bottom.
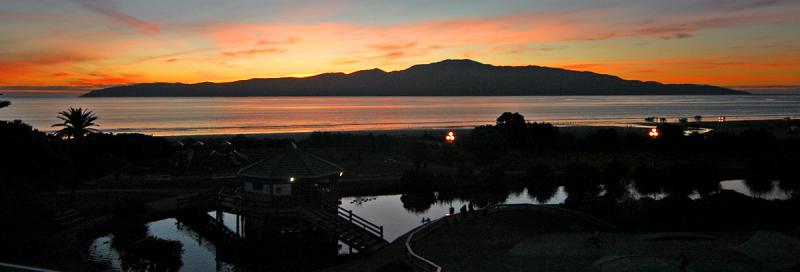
348, 210, 353, 222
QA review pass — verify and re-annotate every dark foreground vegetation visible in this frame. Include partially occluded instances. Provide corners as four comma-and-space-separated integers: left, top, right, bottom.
395, 112, 800, 231
0, 117, 174, 269
1, 108, 799, 270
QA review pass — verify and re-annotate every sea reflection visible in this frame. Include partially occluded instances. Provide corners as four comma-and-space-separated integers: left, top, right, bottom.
4, 95, 799, 136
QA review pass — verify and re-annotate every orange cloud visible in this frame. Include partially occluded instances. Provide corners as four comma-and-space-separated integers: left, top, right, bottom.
70, 73, 143, 87
220, 48, 287, 58
2, 2, 800, 90
557, 64, 603, 70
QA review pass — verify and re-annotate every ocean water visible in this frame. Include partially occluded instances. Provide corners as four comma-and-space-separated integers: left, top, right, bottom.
1, 95, 798, 136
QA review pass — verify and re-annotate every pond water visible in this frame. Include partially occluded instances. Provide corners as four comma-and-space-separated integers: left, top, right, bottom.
87, 217, 236, 272
720, 179, 793, 200
339, 187, 568, 241
87, 187, 566, 271
87, 179, 792, 271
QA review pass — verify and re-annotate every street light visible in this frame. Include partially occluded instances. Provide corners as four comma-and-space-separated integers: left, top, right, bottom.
648, 128, 659, 138
445, 131, 456, 143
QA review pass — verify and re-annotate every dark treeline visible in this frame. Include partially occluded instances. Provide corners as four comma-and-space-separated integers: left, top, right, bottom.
2, 108, 800, 267
0, 118, 174, 263
397, 112, 800, 230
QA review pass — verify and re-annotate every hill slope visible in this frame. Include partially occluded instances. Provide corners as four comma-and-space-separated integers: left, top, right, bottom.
82, 59, 747, 97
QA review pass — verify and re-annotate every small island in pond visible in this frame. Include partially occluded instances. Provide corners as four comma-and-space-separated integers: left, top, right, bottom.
81, 59, 747, 97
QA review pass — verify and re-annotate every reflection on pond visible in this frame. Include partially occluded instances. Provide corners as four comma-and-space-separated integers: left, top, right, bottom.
89, 213, 345, 272
89, 217, 233, 272
343, 187, 568, 241
87, 179, 792, 271
724, 179, 793, 200
120, 237, 183, 272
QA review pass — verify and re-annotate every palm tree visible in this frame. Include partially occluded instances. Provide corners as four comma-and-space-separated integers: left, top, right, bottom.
52, 107, 99, 139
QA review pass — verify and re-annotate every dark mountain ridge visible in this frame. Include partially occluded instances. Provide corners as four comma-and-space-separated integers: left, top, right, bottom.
82, 59, 747, 97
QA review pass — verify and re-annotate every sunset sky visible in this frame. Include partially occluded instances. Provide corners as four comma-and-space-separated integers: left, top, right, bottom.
1, 0, 799, 94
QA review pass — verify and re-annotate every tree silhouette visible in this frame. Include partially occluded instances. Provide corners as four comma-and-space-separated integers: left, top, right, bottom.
52, 107, 99, 140
0, 94, 9, 109
496, 112, 526, 129
526, 164, 559, 203
407, 142, 432, 171
634, 165, 663, 198
496, 112, 527, 148
465, 125, 507, 164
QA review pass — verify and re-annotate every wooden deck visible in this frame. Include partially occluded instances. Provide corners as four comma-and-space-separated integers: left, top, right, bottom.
167, 190, 389, 254
302, 205, 389, 253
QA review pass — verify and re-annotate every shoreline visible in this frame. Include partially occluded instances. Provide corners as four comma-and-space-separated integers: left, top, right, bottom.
157, 117, 797, 140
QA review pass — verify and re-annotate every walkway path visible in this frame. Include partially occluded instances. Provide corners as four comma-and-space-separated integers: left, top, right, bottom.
410, 206, 783, 272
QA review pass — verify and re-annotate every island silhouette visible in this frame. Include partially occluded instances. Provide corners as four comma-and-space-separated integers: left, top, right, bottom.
82, 59, 747, 97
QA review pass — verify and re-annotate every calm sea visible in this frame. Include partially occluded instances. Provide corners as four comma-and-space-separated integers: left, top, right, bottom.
1, 95, 799, 136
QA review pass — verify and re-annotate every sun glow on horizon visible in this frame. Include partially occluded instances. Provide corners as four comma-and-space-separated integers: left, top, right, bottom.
1, 1, 799, 93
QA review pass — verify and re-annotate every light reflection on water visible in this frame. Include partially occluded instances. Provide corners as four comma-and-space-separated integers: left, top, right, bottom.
3, 95, 799, 136
340, 187, 567, 242
721, 179, 793, 200
87, 217, 235, 272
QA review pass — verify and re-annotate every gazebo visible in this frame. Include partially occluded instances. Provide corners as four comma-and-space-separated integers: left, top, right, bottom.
236, 144, 343, 207
216, 144, 387, 252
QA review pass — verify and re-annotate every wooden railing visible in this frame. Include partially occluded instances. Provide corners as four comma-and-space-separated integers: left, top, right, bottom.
334, 206, 384, 239
207, 215, 241, 242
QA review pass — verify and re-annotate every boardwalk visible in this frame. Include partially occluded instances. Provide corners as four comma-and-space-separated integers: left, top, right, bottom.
149, 190, 388, 254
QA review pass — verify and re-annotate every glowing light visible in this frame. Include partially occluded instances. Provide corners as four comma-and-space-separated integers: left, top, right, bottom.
339, 171, 344, 177
718, 116, 726, 123
445, 131, 456, 143
289, 177, 295, 182
648, 128, 659, 138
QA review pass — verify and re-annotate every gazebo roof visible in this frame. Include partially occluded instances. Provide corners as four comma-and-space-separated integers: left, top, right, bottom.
237, 145, 343, 181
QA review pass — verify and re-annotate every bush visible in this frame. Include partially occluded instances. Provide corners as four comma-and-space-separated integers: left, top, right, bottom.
465, 125, 507, 164
120, 237, 183, 272
399, 169, 436, 192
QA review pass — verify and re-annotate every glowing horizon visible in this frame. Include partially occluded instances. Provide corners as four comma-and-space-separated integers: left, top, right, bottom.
2, 0, 799, 94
